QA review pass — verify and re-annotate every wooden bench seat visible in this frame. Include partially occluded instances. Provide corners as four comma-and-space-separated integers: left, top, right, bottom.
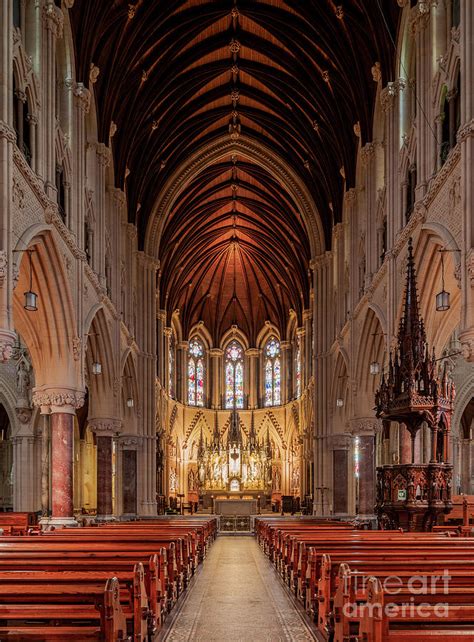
0, 576, 127, 641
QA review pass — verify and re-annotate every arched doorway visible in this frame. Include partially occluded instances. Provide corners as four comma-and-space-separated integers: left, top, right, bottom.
0, 405, 13, 511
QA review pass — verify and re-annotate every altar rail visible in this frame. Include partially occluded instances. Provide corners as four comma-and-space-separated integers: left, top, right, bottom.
219, 516, 252, 532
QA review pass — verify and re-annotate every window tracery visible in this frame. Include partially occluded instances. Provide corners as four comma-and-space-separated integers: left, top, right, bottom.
188, 338, 205, 407
225, 340, 244, 409
264, 336, 281, 407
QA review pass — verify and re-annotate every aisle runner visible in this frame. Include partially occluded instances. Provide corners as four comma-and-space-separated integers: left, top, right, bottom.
160, 536, 317, 642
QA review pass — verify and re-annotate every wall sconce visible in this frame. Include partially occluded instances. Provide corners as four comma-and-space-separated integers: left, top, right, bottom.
435, 250, 450, 312
336, 397, 344, 408
127, 397, 134, 408
24, 250, 38, 311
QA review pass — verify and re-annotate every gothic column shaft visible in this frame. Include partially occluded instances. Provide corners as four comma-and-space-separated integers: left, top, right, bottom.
210, 349, 223, 408
313, 252, 333, 515
362, 142, 377, 280
50, 412, 74, 519
414, 8, 432, 198
302, 310, 312, 388
0, 0, 16, 360
280, 342, 290, 405
459, 0, 474, 362
42, 3, 63, 198
97, 436, 113, 516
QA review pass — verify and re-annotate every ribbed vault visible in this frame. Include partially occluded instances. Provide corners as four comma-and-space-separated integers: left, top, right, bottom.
69, 0, 400, 344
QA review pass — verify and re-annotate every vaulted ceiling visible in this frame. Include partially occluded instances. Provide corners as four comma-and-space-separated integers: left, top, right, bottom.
70, 0, 400, 344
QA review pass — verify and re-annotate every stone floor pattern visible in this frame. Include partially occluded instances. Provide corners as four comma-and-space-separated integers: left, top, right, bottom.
159, 536, 318, 642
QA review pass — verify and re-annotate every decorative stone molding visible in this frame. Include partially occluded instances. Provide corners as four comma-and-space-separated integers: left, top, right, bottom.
42, 2, 64, 38
360, 142, 377, 165
73, 82, 91, 113
460, 334, 474, 363
0, 251, 7, 288
89, 418, 121, 436
344, 188, 357, 204
466, 249, 474, 288
32, 388, 85, 414
95, 142, 111, 167
457, 119, 474, 144
0, 330, 16, 362
16, 406, 32, 425
371, 62, 382, 83
0, 120, 16, 144
72, 336, 82, 361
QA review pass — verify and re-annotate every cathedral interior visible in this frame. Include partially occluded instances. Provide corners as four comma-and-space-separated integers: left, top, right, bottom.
0, 0, 474, 638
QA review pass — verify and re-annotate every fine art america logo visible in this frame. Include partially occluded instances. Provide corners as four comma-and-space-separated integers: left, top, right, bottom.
341, 570, 452, 619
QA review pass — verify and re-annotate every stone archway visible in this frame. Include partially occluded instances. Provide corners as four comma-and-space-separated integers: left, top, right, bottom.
459, 397, 474, 493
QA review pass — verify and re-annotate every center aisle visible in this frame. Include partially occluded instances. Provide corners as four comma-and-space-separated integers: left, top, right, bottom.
159, 535, 317, 642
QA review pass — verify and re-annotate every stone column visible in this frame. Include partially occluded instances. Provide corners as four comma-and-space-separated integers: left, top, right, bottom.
333, 223, 345, 331
210, 348, 223, 408
412, 4, 433, 198
72, 82, 90, 249
302, 309, 312, 388
95, 144, 110, 283
0, 0, 16, 362
42, 2, 63, 198
119, 436, 139, 516
351, 418, 378, 518
459, 0, 474, 362
32, 388, 85, 526
135, 253, 158, 516
330, 434, 351, 515
380, 81, 401, 246
361, 142, 377, 282
157, 310, 166, 383
312, 251, 334, 515
279, 341, 291, 405
90, 419, 120, 519
176, 341, 189, 404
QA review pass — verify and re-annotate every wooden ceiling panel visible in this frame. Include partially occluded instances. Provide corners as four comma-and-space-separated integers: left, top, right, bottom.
70, 0, 400, 343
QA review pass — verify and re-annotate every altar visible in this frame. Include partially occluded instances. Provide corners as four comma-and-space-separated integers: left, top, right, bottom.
214, 498, 257, 516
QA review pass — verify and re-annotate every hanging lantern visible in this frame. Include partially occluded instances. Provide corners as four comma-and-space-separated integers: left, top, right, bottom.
370, 361, 380, 375
24, 251, 38, 312
92, 361, 102, 375
436, 251, 450, 311
127, 397, 134, 408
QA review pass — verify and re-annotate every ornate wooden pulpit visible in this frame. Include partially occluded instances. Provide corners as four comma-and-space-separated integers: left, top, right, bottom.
375, 239, 455, 531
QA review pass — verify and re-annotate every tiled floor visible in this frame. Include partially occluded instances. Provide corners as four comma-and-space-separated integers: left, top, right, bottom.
159, 535, 318, 642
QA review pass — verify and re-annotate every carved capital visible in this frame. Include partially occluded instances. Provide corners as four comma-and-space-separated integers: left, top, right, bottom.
119, 434, 141, 450
329, 433, 352, 450
32, 387, 85, 414
89, 418, 121, 436
344, 188, 358, 205
349, 417, 381, 436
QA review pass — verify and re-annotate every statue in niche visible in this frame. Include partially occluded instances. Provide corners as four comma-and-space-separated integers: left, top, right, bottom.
16, 360, 30, 398
291, 467, 300, 491
272, 466, 281, 491
188, 467, 196, 491
169, 467, 178, 493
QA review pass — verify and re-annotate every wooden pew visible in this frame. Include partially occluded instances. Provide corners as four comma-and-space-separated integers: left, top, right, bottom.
0, 575, 128, 641
0, 512, 36, 535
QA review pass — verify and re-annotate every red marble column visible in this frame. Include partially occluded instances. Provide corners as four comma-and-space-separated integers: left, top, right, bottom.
400, 423, 412, 464
97, 436, 113, 516
358, 435, 375, 516
50, 412, 74, 519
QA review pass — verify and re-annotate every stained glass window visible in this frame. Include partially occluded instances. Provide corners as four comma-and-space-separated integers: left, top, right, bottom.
264, 337, 281, 407
225, 340, 244, 408
295, 334, 302, 398
188, 338, 205, 407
